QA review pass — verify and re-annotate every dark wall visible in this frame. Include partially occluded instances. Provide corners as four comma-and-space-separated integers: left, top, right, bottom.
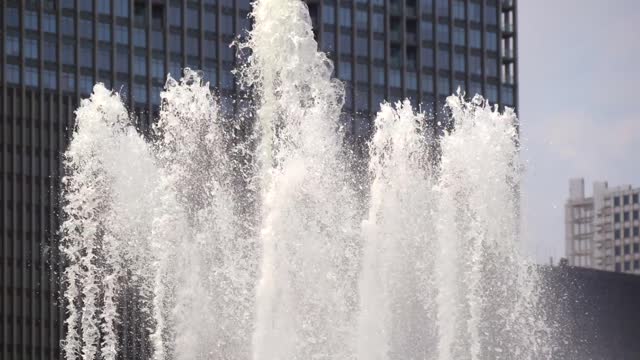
541, 265, 640, 360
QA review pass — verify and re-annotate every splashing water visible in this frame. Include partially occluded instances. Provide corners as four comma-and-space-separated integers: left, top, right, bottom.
60, 0, 557, 359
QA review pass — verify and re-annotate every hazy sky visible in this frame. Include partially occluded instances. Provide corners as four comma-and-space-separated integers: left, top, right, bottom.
518, 0, 640, 262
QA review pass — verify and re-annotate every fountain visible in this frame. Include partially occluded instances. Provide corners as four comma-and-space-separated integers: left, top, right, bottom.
59, 0, 557, 359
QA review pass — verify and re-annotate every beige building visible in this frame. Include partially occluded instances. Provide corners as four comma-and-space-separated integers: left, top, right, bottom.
566, 178, 640, 273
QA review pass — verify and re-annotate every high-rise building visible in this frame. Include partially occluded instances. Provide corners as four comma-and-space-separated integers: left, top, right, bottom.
307, 0, 518, 139
0, 0, 518, 359
566, 178, 640, 273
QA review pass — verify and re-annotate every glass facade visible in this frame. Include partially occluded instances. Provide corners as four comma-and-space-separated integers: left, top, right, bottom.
310, 0, 518, 139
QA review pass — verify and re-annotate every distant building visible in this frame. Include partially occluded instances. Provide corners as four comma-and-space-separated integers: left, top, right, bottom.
565, 178, 640, 273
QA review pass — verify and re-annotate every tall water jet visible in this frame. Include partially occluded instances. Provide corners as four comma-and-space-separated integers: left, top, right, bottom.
239, 0, 361, 358
357, 100, 437, 360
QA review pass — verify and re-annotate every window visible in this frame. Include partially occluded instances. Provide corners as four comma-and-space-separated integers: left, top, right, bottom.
222, 14, 234, 34
624, 212, 630, 222
422, 47, 434, 67
60, 72, 76, 91
43, 14, 57, 33
624, 228, 630, 238
502, 86, 514, 105
421, 0, 433, 14
133, 28, 146, 47
450, 27, 464, 47
436, 0, 449, 14
25, 11, 38, 30
80, 20, 94, 39
169, 5, 182, 26
624, 261, 630, 271
98, 48, 111, 70
438, 50, 450, 70
634, 227, 640, 237
454, 53, 465, 72
373, 66, 384, 85
322, 31, 335, 52
152, 58, 164, 79
186, 7, 200, 30
62, 17, 75, 36
422, 74, 433, 93
5, 7, 20, 28
134, 55, 147, 76
116, 49, 130, 73
356, 64, 368, 83
323, 5, 335, 25
98, 0, 111, 14
615, 229, 621, 239
470, 54, 481, 75
133, 83, 147, 103
470, 29, 481, 49
204, 39, 216, 59
79, 44, 94, 68
437, 23, 449, 43
356, 10, 368, 30
62, 43, 75, 65
339, 61, 352, 81
390, 69, 401, 88
635, 260, 639, 270
469, 2, 481, 22
634, 194, 639, 204
615, 263, 621, 272
615, 245, 621, 255
421, 20, 433, 41
486, 57, 497, 77
486, 84, 497, 103
614, 196, 620, 207
116, 0, 130, 17
98, 23, 111, 42
469, 81, 481, 97
485, 5, 498, 26
340, 34, 352, 55
44, 42, 57, 62
624, 195, 630, 205
634, 210, 639, 220
43, 70, 57, 90
356, 89, 368, 112
373, 13, 384, 30
340, 7, 352, 27
24, 67, 39, 87
116, 26, 129, 44
5, 64, 20, 84
204, 10, 217, 31
615, 213, 621, 223
152, 31, 164, 50
406, 72, 418, 90
438, 75, 450, 96
356, 37, 368, 56
453, 0, 465, 19
486, 31, 498, 51
5, 36, 20, 56
79, 1, 93, 12
373, 39, 384, 59
80, 75, 94, 94
186, 36, 199, 56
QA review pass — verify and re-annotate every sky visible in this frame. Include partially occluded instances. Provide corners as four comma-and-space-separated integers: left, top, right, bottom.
518, 0, 640, 263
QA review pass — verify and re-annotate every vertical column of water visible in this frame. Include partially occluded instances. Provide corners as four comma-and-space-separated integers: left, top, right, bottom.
240, 0, 361, 359
61, 85, 158, 360
433, 93, 553, 359
357, 101, 437, 360
152, 69, 253, 360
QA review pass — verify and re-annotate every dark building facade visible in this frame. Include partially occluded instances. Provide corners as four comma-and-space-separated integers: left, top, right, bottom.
542, 265, 640, 359
0, 0, 518, 359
